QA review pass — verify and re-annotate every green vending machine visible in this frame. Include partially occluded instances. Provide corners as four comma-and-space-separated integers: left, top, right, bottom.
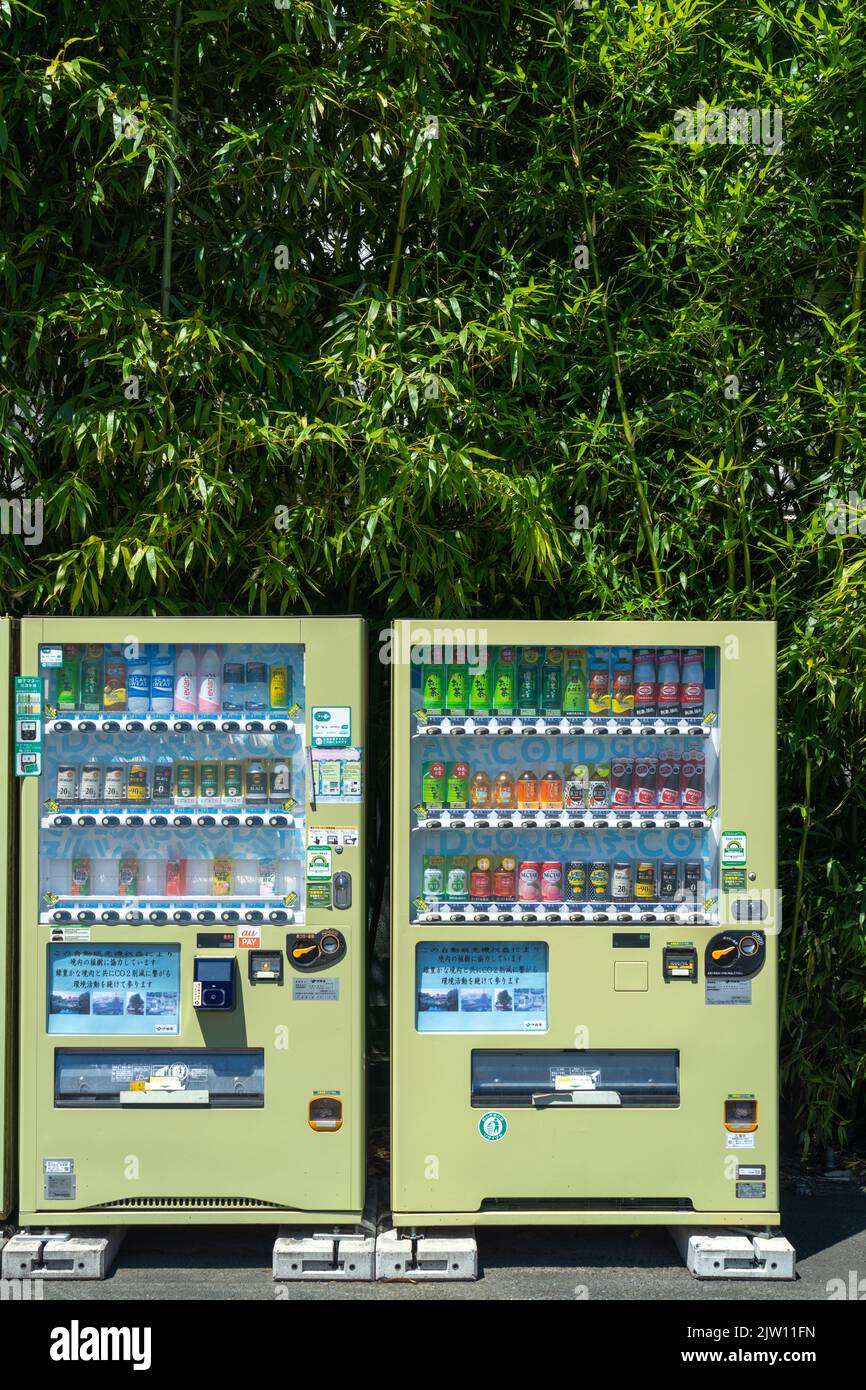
1, 618, 14, 1219
391, 621, 778, 1228
17, 616, 366, 1225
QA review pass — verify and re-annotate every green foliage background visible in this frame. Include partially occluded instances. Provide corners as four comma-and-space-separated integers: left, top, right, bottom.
2, 0, 865, 1152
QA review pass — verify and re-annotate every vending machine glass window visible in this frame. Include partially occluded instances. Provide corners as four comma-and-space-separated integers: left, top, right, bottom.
38, 641, 305, 931
409, 643, 720, 930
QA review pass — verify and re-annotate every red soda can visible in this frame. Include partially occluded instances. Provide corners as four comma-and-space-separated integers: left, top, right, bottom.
679, 754, 704, 809
518, 862, 541, 901
632, 757, 658, 808
610, 758, 634, 809
541, 862, 563, 901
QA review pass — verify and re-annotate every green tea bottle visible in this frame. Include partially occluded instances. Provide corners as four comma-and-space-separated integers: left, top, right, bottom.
57, 645, 81, 710
493, 647, 516, 715
445, 647, 468, 714
469, 662, 491, 714
517, 647, 541, 715
563, 648, 586, 714
541, 647, 564, 714
421, 645, 445, 712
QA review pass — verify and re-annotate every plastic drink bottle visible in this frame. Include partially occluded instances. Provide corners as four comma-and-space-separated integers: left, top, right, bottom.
657, 649, 681, 717
57, 646, 81, 710
469, 663, 491, 714
517, 648, 541, 715
174, 647, 197, 714
445, 650, 468, 714
80, 646, 103, 712
493, 648, 516, 714
222, 659, 245, 714
680, 649, 705, 716
245, 661, 268, 712
541, 648, 564, 713
102, 647, 127, 711
198, 647, 222, 715
149, 645, 175, 714
562, 649, 586, 714
422, 648, 445, 712
126, 651, 151, 714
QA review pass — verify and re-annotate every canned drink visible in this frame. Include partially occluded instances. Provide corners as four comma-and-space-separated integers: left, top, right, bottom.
563, 763, 589, 810
152, 764, 173, 801
269, 665, 290, 710
564, 861, 589, 901
103, 766, 125, 803
127, 764, 150, 802
269, 757, 291, 804
175, 761, 197, 802
589, 862, 610, 900
635, 862, 656, 899
611, 862, 632, 899
79, 766, 101, 803
609, 758, 634, 809
541, 862, 563, 901
56, 765, 78, 802
659, 861, 679, 899
222, 761, 244, 803
683, 861, 703, 898
518, 862, 541, 902
246, 758, 268, 803
588, 763, 610, 809
199, 761, 221, 803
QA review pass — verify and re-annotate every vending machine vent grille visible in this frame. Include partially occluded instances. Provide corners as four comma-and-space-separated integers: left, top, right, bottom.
480, 1197, 695, 1213
87, 1196, 299, 1211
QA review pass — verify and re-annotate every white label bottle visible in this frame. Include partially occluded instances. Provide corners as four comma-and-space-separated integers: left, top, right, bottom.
174, 647, 197, 714
198, 647, 222, 715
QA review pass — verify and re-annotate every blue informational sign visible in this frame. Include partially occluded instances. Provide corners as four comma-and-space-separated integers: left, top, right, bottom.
416, 941, 548, 1033
47, 944, 180, 1036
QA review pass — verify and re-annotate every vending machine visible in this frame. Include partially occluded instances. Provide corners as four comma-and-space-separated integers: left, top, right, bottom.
1, 618, 14, 1219
17, 616, 366, 1225
390, 621, 778, 1227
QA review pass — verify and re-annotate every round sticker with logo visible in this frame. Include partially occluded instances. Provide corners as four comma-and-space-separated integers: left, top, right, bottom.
478, 1111, 508, 1142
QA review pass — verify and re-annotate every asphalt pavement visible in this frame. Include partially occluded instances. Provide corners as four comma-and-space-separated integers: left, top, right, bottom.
30, 1180, 866, 1301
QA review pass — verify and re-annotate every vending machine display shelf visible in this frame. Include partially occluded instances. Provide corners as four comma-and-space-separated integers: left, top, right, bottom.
45, 714, 300, 735
42, 807, 299, 828
413, 903, 713, 926
413, 810, 712, 831
42, 899, 300, 926
414, 716, 714, 738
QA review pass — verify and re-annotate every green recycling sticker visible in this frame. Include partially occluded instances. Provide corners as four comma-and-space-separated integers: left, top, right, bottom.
478, 1111, 508, 1142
